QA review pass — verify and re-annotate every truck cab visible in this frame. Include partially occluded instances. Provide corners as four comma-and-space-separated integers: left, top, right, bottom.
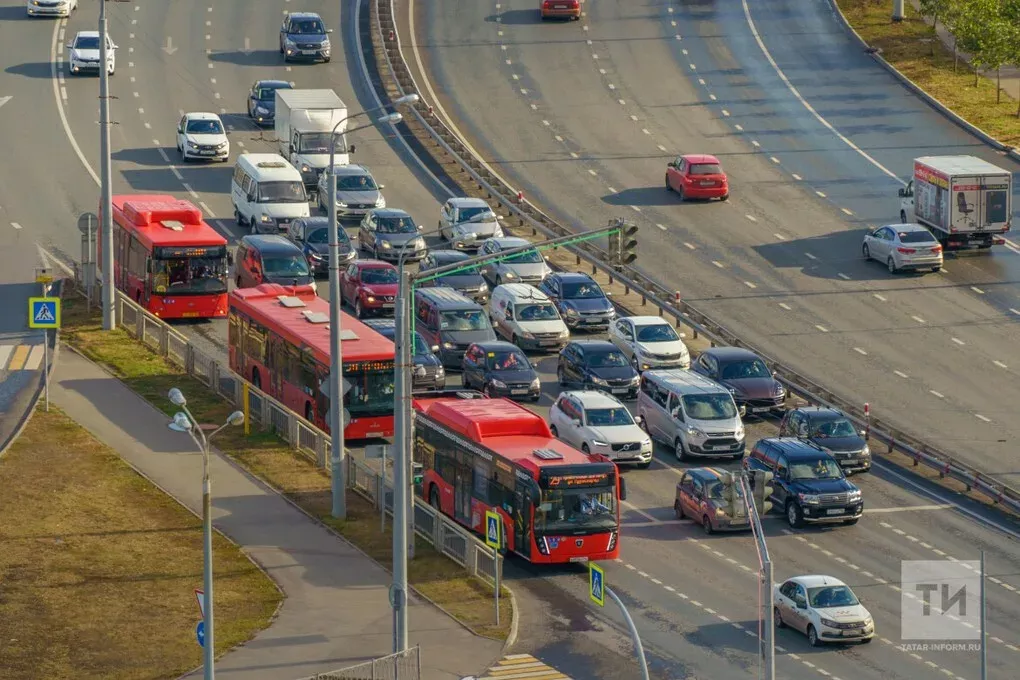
898, 181, 915, 224
274, 89, 352, 192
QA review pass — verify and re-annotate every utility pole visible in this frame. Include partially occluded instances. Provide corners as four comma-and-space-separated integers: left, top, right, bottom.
741, 473, 775, 680
980, 550, 987, 680
99, 0, 115, 330
327, 125, 347, 521
892, 0, 905, 22
391, 265, 411, 652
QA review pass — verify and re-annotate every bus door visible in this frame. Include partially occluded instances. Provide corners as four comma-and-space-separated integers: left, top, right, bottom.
115, 229, 130, 292
513, 489, 530, 559
453, 454, 472, 525
313, 365, 329, 428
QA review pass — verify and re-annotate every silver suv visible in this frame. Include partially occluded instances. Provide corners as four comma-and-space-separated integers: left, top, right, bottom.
438, 197, 504, 250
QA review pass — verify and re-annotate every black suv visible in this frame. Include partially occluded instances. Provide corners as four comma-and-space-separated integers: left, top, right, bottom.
279, 12, 332, 63
743, 437, 863, 528
557, 339, 639, 399
362, 319, 445, 392
778, 407, 871, 473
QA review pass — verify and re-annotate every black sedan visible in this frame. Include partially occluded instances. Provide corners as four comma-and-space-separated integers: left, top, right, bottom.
461, 341, 540, 401
417, 250, 490, 304
539, 271, 616, 331
362, 319, 446, 391
557, 340, 639, 399
247, 79, 292, 125
287, 217, 356, 277
779, 406, 871, 473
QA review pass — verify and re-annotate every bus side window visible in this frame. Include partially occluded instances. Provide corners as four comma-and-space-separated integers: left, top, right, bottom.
298, 353, 317, 396
245, 321, 267, 363
434, 445, 454, 484
227, 314, 241, 351
472, 459, 491, 503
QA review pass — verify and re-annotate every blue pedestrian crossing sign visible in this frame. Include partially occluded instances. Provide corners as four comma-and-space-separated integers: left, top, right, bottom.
485, 509, 501, 549
28, 297, 60, 329
196, 620, 205, 647
589, 562, 605, 607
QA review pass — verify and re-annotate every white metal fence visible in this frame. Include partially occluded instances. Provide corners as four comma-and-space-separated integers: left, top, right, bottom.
69, 278, 502, 593
293, 646, 420, 680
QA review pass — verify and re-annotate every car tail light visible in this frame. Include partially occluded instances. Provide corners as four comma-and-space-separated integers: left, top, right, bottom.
896, 247, 916, 254
931, 245, 943, 254
536, 536, 550, 555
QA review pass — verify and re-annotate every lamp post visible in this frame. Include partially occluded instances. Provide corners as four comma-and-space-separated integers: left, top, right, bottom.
99, 0, 118, 330
325, 99, 415, 520
167, 388, 245, 680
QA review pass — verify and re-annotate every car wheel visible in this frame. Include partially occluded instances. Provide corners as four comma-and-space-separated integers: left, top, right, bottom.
429, 485, 441, 510
550, 425, 559, 438
674, 500, 685, 519
482, 383, 492, 397
677, 185, 685, 202
807, 625, 821, 647
557, 366, 568, 387
674, 438, 688, 462
581, 444, 590, 455
250, 222, 258, 235
720, 194, 729, 202
234, 209, 244, 226
665, 175, 673, 192
900, 209, 907, 223
773, 606, 785, 629
323, 57, 331, 63
844, 517, 860, 526
862, 243, 871, 261
887, 256, 898, 274
786, 501, 804, 528
354, 299, 364, 318
702, 515, 713, 535
931, 265, 941, 273
860, 636, 873, 644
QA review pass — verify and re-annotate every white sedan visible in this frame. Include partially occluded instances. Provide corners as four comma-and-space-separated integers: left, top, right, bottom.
774, 575, 875, 646
176, 113, 230, 162
28, 0, 78, 17
862, 223, 942, 274
608, 315, 690, 371
548, 390, 652, 468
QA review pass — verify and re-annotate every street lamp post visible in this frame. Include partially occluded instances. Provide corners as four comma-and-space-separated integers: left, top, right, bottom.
167, 388, 245, 680
99, 0, 117, 330
325, 98, 416, 521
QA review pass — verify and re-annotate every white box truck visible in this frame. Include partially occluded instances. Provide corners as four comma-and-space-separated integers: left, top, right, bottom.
898, 155, 1012, 249
274, 89, 352, 191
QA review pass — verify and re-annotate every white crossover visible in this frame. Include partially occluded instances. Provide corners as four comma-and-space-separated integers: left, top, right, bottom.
176, 113, 230, 162
67, 30, 116, 75
549, 390, 652, 468
774, 575, 875, 646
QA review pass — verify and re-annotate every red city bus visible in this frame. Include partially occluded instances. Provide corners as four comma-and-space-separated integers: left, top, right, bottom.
105, 194, 230, 319
413, 393, 625, 563
227, 283, 395, 439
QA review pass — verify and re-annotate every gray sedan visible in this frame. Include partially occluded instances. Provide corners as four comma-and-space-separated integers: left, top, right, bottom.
317, 164, 386, 220
862, 223, 943, 274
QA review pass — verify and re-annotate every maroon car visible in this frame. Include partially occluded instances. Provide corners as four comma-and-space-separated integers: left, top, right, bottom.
691, 347, 786, 415
340, 259, 398, 318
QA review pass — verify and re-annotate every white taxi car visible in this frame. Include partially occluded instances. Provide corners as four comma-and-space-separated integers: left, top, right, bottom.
67, 30, 116, 76
549, 391, 652, 468
609, 316, 690, 371
28, 0, 78, 17
176, 113, 230, 162
774, 575, 875, 646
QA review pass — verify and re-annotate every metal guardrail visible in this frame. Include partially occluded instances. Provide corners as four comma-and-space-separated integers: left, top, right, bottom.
293, 646, 420, 680
369, 0, 1020, 516
68, 278, 503, 590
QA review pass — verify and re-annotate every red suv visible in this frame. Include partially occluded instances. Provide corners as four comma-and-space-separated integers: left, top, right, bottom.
665, 154, 729, 201
340, 260, 399, 318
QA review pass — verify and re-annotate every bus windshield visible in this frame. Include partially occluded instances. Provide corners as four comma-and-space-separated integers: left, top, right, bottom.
343, 366, 396, 417
535, 487, 617, 533
152, 256, 228, 295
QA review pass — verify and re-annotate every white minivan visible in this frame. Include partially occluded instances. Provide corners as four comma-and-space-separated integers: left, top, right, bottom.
637, 369, 745, 461
489, 283, 570, 351
231, 153, 310, 234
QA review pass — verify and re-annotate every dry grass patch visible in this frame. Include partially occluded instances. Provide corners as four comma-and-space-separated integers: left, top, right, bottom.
61, 296, 512, 641
835, 0, 1020, 146
0, 407, 280, 680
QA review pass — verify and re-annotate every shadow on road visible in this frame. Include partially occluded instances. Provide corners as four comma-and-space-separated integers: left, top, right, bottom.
602, 187, 673, 208
484, 10, 546, 25
208, 50, 282, 67
5, 62, 54, 79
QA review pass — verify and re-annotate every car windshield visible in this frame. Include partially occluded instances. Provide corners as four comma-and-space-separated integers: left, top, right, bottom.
812, 418, 858, 438
561, 281, 604, 299
257, 85, 288, 100
899, 230, 938, 243
440, 310, 488, 331
459, 207, 495, 223
586, 349, 628, 368
720, 359, 771, 379
377, 216, 416, 234
536, 488, 617, 532
808, 585, 860, 609
360, 267, 398, 284
486, 350, 530, 371
262, 256, 310, 277
503, 248, 544, 264
305, 226, 348, 245
789, 458, 844, 481
299, 132, 344, 154
186, 119, 223, 135
338, 175, 379, 191
412, 332, 431, 356
290, 19, 326, 34
682, 394, 738, 420
690, 163, 723, 175
635, 323, 679, 343
151, 256, 228, 296
585, 407, 634, 427
517, 303, 558, 321
258, 181, 306, 203
74, 36, 102, 50
706, 479, 745, 499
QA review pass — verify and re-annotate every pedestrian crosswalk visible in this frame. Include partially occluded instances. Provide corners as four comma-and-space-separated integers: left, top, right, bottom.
0, 343, 44, 372
478, 653, 572, 680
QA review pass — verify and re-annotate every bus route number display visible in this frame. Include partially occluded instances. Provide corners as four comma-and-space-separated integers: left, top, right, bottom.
545, 473, 610, 488
343, 360, 394, 373
154, 245, 226, 259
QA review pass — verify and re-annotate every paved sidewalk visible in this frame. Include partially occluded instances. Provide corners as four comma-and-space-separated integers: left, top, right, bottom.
51, 349, 501, 680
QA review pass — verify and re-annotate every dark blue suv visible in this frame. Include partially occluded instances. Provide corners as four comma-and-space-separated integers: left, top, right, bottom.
279, 12, 332, 63
743, 438, 863, 529
538, 272, 616, 331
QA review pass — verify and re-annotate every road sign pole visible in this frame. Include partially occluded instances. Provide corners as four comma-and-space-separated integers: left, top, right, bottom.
43, 330, 49, 412
980, 550, 987, 680
494, 552, 501, 627
605, 586, 651, 680
381, 445, 388, 532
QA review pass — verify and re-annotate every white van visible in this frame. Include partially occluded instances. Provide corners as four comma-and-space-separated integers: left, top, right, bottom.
637, 369, 745, 461
489, 283, 570, 351
231, 153, 310, 234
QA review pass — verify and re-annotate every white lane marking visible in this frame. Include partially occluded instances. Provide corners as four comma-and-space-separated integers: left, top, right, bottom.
911, 315, 926, 323
837, 272, 851, 280
873, 293, 887, 301
721, 109, 730, 116
853, 347, 868, 355
951, 337, 965, 345
182, 183, 199, 199
739, 0, 904, 184
894, 370, 909, 378
734, 124, 743, 131
618, 99, 626, 106
642, 128, 651, 135
60, 86, 67, 101
993, 360, 1008, 369
778, 303, 791, 310
607, 187, 617, 193
657, 144, 668, 152
554, 135, 563, 142
770, 156, 780, 164
170, 167, 183, 180
815, 325, 828, 333
744, 281, 757, 289
791, 173, 802, 180
631, 206, 642, 213
656, 224, 667, 231
588, 169, 597, 176
745, 214, 757, 222
975, 414, 991, 422
11, 222, 22, 230
751, 140, 760, 148
804, 252, 816, 260
712, 260, 724, 268
816, 191, 826, 198
198, 201, 213, 216
683, 242, 695, 250
24, 346, 45, 371
971, 286, 985, 294
841, 208, 854, 216
774, 233, 786, 240
157, 148, 170, 162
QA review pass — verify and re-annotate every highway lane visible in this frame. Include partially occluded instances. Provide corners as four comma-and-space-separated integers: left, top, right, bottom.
415, 0, 1020, 483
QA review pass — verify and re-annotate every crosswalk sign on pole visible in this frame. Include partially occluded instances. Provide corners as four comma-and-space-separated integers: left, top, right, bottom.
28, 297, 60, 329
485, 509, 501, 549
589, 562, 605, 607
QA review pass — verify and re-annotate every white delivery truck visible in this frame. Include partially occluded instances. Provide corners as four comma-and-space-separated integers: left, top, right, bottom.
898, 155, 1012, 249
274, 89, 352, 191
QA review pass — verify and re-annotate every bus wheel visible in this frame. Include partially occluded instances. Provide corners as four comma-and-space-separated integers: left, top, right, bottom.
304, 402, 313, 421
252, 369, 262, 390
429, 486, 441, 510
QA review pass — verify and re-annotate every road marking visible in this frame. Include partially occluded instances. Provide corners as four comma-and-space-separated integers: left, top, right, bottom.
751, 140, 760, 148
588, 169, 597, 176
911, 315, 926, 323
642, 128, 651, 135
745, 214, 756, 222
542, 120, 550, 126
657, 144, 667, 152
554, 134, 562, 142
837, 273, 851, 280
618, 99, 626, 106
868, 505, 952, 513
23, 345, 44, 371
7, 345, 30, 371
170, 167, 183, 180
0, 345, 14, 369
712, 260, 724, 268
951, 337, 965, 345
182, 183, 199, 199
975, 414, 991, 422
853, 347, 868, 355
971, 286, 985, 294
873, 293, 887, 301
894, 370, 909, 378
721, 109, 730, 117
734, 124, 743, 131
199, 201, 213, 216
683, 242, 695, 249
770, 156, 780, 164
815, 325, 828, 333
791, 173, 802, 180
630, 206, 641, 213
656, 224, 667, 231
778, 302, 791, 310
607, 187, 617, 193
993, 360, 1008, 369
841, 208, 854, 216
157, 148, 170, 162
709, 94, 716, 101
630, 115, 639, 121
804, 252, 816, 260
744, 281, 757, 289
774, 233, 786, 240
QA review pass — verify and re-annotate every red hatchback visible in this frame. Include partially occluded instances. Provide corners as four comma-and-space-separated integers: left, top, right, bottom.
340, 259, 399, 318
665, 154, 729, 201
540, 0, 581, 20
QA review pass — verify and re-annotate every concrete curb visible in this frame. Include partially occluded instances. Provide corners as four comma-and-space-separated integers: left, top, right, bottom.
827, 0, 1020, 163
502, 585, 520, 654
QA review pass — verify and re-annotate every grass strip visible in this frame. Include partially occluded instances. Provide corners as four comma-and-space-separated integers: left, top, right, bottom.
835, 0, 1019, 146
0, 406, 280, 680
60, 296, 512, 640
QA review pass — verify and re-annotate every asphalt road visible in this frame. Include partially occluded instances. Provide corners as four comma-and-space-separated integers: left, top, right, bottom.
414, 0, 1020, 487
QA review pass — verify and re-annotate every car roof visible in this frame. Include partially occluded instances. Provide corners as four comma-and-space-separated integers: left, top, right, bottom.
371, 208, 411, 219
353, 259, 395, 269
625, 315, 670, 326
295, 216, 330, 226
449, 197, 490, 208
703, 346, 762, 361
550, 271, 596, 283
566, 339, 619, 352
362, 318, 396, 330
429, 250, 470, 263
472, 340, 523, 353
488, 236, 531, 249
682, 154, 721, 165
495, 282, 548, 299
792, 406, 844, 420
75, 31, 101, 38
788, 575, 848, 589
255, 79, 291, 89
883, 222, 933, 233
760, 437, 825, 458
185, 112, 221, 120
415, 286, 477, 306
332, 164, 372, 176
241, 234, 301, 252
685, 467, 736, 482
286, 11, 323, 20
644, 368, 727, 394
561, 390, 625, 409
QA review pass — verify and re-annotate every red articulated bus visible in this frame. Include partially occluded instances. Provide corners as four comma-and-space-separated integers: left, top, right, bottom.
227, 283, 396, 439
413, 393, 624, 563
106, 194, 229, 319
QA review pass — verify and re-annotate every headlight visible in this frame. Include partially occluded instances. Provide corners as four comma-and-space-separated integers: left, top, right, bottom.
861, 445, 871, 457
864, 617, 873, 626
187, 141, 198, 149
478, 283, 488, 292
798, 493, 820, 504
503, 270, 516, 280
848, 489, 862, 501
686, 426, 704, 438
436, 366, 445, 376
380, 241, 392, 249
256, 106, 269, 115
591, 376, 608, 386
735, 426, 745, 439
337, 201, 348, 208
530, 378, 541, 389
558, 329, 569, 339
641, 437, 652, 447
301, 165, 310, 173
606, 307, 617, 317
259, 215, 274, 224
591, 440, 609, 447
519, 330, 534, 339
217, 141, 228, 150
442, 342, 456, 349
307, 252, 323, 261
375, 196, 386, 207
491, 379, 507, 389
415, 237, 426, 248
565, 308, 580, 318
365, 296, 376, 303
819, 618, 839, 629
774, 383, 786, 396
630, 375, 640, 384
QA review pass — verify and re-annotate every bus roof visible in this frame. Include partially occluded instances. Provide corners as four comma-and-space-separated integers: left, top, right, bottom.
111, 194, 227, 249
229, 283, 393, 365
417, 397, 593, 473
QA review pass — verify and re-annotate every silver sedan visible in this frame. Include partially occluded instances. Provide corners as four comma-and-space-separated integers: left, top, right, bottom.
862, 223, 943, 274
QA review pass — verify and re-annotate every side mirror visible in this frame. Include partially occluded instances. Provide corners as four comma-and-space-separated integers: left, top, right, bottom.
66, 43, 72, 49
378, 184, 386, 189
327, 28, 335, 33
431, 345, 440, 353
859, 429, 867, 437
496, 215, 505, 221
633, 415, 644, 425
418, 224, 425, 231
348, 145, 356, 154
619, 477, 628, 502
772, 371, 778, 378
605, 291, 613, 297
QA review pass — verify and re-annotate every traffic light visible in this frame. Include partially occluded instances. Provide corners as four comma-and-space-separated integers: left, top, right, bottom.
620, 223, 638, 266
721, 472, 740, 519
412, 462, 424, 487
753, 471, 774, 515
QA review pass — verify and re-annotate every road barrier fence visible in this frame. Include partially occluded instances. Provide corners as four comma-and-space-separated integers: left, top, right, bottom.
293, 646, 420, 680
368, 0, 1020, 516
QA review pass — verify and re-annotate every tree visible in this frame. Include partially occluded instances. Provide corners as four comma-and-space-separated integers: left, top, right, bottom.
918, 0, 951, 57
965, 0, 1012, 96
1002, 0, 1020, 115
939, 0, 968, 72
